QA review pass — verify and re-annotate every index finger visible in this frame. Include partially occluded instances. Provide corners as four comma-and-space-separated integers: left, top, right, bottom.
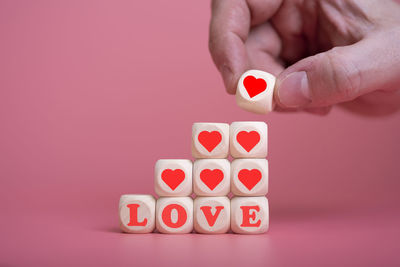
209, 0, 282, 94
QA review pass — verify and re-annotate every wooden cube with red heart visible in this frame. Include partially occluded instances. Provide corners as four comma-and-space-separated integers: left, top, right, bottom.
156, 197, 193, 234
231, 159, 268, 196
119, 194, 156, 233
193, 159, 230, 196
230, 121, 268, 158
154, 159, 193, 197
191, 123, 229, 159
194, 196, 230, 234
231, 196, 269, 234
120, 121, 270, 235
236, 70, 276, 114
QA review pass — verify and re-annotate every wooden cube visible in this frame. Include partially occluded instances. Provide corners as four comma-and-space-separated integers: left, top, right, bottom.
194, 196, 230, 234
230, 121, 268, 158
236, 70, 276, 114
231, 196, 269, 234
191, 123, 229, 159
193, 159, 230, 196
156, 197, 193, 234
231, 159, 268, 196
154, 159, 192, 197
119, 194, 156, 233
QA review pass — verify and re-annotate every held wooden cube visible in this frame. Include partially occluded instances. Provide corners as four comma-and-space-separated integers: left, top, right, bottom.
231, 159, 268, 196
230, 121, 268, 158
156, 197, 193, 234
194, 197, 230, 234
193, 159, 230, 196
236, 70, 276, 114
119, 194, 156, 233
155, 159, 192, 197
191, 123, 229, 159
231, 196, 269, 234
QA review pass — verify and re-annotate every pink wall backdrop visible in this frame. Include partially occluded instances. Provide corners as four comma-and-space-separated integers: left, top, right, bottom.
1, 0, 400, 266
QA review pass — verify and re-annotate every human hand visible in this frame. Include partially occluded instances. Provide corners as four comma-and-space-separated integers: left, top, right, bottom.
209, 0, 400, 115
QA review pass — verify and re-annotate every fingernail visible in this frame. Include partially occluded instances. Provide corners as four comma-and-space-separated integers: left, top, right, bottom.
277, 71, 311, 108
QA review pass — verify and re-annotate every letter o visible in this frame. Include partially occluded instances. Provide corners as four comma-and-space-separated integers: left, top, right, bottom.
162, 204, 187, 228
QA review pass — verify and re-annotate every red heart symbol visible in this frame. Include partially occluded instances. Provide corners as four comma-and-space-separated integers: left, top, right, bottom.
200, 169, 224, 190
198, 131, 222, 152
238, 169, 262, 191
161, 169, 185, 190
243, 75, 267, 98
236, 131, 260, 152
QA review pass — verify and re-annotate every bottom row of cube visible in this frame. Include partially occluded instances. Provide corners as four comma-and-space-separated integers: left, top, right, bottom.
119, 195, 269, 234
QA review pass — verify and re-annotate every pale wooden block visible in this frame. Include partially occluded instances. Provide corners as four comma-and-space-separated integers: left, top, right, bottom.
193, 159, 230, 196
230, 121, 268, 158
154, 159, 192, 197
231, 196, 269, 234
231, 159, 268, 196
156, 197, 193, 234
119, 194, 156, 233
194, 196, 230, 234
236, 70, 276, 114
191, 123, 229, 159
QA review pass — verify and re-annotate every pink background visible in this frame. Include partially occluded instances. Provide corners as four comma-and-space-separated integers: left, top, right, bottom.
1, 1, 400, 266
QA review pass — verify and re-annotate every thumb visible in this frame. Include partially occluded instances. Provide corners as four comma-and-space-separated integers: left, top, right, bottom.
275, 37, 394, 108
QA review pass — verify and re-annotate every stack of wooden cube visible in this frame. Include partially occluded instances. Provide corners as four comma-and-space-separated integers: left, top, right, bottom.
119, 121, 269, 234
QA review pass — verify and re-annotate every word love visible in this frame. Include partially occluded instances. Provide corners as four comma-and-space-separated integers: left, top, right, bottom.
119, 121, 270, 234
119, 195, 268, 234
236, 70, 276, 114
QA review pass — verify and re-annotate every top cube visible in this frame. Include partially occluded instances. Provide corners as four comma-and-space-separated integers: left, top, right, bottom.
191, 123, 229, 159
236, 70, 276, 114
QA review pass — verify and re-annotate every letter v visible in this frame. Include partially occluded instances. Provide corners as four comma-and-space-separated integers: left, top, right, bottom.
200, 206, 224, 227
